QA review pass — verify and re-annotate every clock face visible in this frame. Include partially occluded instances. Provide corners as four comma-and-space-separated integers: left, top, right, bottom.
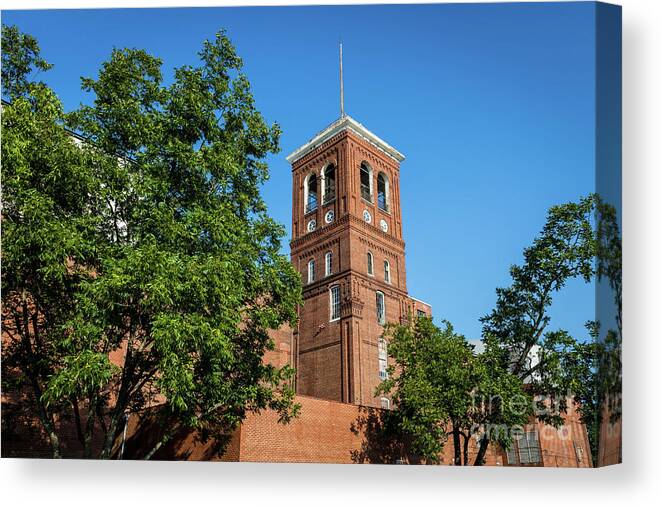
363, 210, 372, 224
380, 219, 388, 232
307, 220, 316, 232
325, 210, 335, 224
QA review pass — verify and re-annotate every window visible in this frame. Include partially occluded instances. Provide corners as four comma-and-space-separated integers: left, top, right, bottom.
384, 260, 391, 283
377, 172, 389, 212
378, 338, 389, 380
417, 309, 426, 318
367, 252, 374, 276
307, 259, 316, 284
330, 285, 341, 321
322, 164, 336, 204
376, 291, 386, 325
379, 358, 388, 380
506, 429, 542, 466
360, 162, 373, 202
325, 251, 333, 277
378, 337, 387, 360
305, 173, 318, 213
380, 397, 390, 409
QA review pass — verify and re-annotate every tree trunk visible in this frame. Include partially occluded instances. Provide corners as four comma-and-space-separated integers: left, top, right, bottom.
143, 431, 172, 460
72, 400, 86, 452
474, 435, 490, 466
100, 339, 136, 459
452, 427, 462, 466
18, 296, 61, 458
462, 433, 469, 466
83, 396, 97, 459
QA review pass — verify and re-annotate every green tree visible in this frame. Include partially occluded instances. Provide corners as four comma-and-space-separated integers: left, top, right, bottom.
2, 26, 101, 459
378, 317, 529, 465
477, 195, 598, 464
1, 24, 52, 100
558, 198, 621, 463
2, 25, 302, 459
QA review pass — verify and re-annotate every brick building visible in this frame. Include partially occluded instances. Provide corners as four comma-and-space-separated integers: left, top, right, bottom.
1, 103, 593, 467
199, 112, 592, 467
285, 114, 431, 408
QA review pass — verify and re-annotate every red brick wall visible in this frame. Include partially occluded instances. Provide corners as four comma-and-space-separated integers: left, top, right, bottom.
218, 395, 591, 467
290, 129, 416, 409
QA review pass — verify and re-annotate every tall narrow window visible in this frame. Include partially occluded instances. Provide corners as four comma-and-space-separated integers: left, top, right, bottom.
322, 164, 336, 204
384, 260, 391, 284
330, 285, 341, 321
307, 259, 316, 284
377, 172, 389, 211
378, 336, 388, 379
360, 162, 373, 202
378, 337, 388, 360
379, 358, 388, 380
376, 291, 386, 325
367, 252, 374, 276
325, 251, 333, 277
305, 173, 318, 213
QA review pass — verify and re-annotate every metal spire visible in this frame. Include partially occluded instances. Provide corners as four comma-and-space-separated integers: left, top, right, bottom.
339, 42, 345, 118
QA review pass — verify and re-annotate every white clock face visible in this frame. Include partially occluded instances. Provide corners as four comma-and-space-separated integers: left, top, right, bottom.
363, 210, 372, 224
380, 219, 388, 232
325, 210, 335, 224
307, 220, 316, 232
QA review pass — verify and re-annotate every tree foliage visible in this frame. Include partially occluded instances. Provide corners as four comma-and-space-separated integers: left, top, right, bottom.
381, 194, 620, 466
378, 317, 530, 465
2, 25, 302, 459
1, 24, 53, 100
478, 194, 617, 464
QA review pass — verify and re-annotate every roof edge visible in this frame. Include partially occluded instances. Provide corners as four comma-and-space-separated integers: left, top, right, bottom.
286, 115, 405, 165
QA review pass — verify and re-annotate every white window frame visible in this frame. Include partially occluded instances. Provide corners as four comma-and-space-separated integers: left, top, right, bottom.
384, 260, 391, 284
330, 285, 341, 321
380, 397, 390, 409
376, 291, 386, 325
325, 251, 332, 277
379, 358, 388, 380
378, 337, 388, 360
307, 259, 315, 284
304, 172, 318, 213
367, 251, 374, 276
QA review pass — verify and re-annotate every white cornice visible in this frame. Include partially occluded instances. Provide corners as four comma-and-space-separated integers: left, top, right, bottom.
285, 115, 405, 164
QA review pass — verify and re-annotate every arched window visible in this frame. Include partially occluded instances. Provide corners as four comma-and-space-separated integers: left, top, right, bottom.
380, 397, 390, 409
329, 285, 341, 321
360, 162, 373, 202
322, 164, 336, 204
377, 172, 389, 212
305, 173, 318, 213
307, 259, 316, 284
376, 291, 385, 325
384, 260, 391, 284
325, 251, 333, 277
367, 251, 374, 276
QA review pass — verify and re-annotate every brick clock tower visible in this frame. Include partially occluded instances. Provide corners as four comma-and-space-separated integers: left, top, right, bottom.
285, 114, 431, 409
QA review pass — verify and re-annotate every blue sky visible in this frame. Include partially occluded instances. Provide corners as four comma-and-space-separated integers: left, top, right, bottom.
3, 2, 600, 343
